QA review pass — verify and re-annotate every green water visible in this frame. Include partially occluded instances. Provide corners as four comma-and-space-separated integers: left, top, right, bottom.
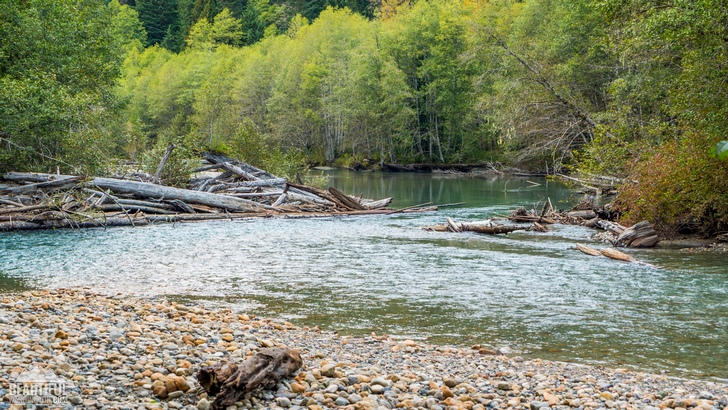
0, 171, 726, 380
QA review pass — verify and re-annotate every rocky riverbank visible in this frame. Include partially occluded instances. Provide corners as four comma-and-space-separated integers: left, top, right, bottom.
1, 289, 726, 410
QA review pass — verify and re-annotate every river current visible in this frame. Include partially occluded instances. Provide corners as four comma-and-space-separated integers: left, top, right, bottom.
0, 171, 726, 379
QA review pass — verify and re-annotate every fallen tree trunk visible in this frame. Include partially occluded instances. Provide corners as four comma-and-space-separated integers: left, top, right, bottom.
425, 218, 527, 234
361, 197, 393, 210
91, 177, 274, 212
3, 172, 76, 183
220, 162, 257, 181
0, 215, 148, 231
566, 210, 597, 219
574, 243, 657, 266
3, 176, 82, 194
0, 204, 51, 215
328, 186, 365, 210
96, 204, 177, 215
197, 348, 303, 410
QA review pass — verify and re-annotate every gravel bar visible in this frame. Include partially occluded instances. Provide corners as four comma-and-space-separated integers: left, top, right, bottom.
1, 289, 726, 410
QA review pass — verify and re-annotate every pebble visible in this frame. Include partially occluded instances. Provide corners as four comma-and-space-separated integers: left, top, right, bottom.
196, 398, 210, 410
1, 289, 725, 410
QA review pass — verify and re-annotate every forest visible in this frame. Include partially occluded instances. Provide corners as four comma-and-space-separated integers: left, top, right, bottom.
1, 0, 727, 236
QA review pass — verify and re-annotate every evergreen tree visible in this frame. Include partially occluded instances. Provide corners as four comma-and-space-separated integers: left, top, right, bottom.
136, 0, 181, 49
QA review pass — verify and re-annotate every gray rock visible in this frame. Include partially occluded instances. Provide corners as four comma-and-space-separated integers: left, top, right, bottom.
196, 398, 211, 410
371, 384, 385, 394
348, 394, 363, 403
321, 363, 336, 377
335, 397, 350, 406
276, 397, 292, 408
371, 377, 389, 387
530, 401, 550, 410
68, 394, 83, 405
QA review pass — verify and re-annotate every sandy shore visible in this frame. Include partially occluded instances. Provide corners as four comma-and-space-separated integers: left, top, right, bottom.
0, 289, 726, 410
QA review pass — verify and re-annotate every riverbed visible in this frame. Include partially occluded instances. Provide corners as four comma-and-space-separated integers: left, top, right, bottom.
0, 172, 726, 380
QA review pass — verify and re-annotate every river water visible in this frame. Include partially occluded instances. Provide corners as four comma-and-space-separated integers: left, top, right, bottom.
0, 171, 726, 380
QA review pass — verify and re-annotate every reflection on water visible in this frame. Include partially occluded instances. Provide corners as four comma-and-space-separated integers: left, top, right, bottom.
0, 172, 726, 380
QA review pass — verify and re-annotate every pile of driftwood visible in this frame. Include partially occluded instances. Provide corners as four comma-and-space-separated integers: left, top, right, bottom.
508, 199, 659, 248
0, 153, 435, 231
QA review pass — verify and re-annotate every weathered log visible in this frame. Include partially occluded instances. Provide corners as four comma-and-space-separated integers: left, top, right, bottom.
271, 193, 287, 207
287, 192, 336, 207
567, 210, 597, 219
0, 204, 50, 214
426, 219, 526, 235
236, 178, 287, 188
583, 217, 599, 229
616, 220, 659, 248
3, 176, 82, 194
115, 199, 176, 210
153, 143, 175, 184
600, 248, 636, 262
197, 348, 303, 410
575, 243, 602, 257
509, 215, 557, 224
194, 164, 225, 172
2, 172, 76, 183
0, 215, 148, 231
203, 152, 279, 180
197, 362, 240, 396
96, 204, 177, 215
446, 217, 462, 232
596, 220, 626, 235
0, 198, 24, 207
328, 187, 365, 210
461, 222, 525, 234
91, 177, 274, 212
167, 199, 195, 213
360, 197, 393, 210
221, 162, 257, 181
225, 191, 284, 198
575, 244, 642, 264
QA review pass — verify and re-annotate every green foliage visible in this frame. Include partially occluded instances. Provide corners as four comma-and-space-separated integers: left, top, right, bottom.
223, 119, 307, 181
617, 133, 728, 236
0, 0, 135, 174
140, 137, 198, 187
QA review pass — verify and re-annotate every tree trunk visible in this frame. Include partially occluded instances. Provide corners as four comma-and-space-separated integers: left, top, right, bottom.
91, 178, 274, 212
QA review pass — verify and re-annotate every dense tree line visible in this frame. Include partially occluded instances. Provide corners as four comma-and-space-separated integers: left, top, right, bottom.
1, 0, 727, 234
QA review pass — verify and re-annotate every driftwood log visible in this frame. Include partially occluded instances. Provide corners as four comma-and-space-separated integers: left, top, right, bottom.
575, 243, 657, 267
197, 348, 303, 410
424, 218, 527, 234
91, 178, 275, 212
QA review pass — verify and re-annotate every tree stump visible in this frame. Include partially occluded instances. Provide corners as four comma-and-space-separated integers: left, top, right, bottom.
197, 348, 303, 410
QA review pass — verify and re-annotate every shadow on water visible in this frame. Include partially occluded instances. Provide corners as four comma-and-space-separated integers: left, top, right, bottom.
0, 171, 726, 380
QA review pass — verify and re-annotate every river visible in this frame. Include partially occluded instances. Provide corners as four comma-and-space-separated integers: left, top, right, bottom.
0, 171, 726, 380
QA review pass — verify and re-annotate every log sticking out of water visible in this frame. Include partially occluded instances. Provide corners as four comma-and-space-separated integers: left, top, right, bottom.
575, 243, 657, 267
197, 348, 303, 410
424, 218, 527, 234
